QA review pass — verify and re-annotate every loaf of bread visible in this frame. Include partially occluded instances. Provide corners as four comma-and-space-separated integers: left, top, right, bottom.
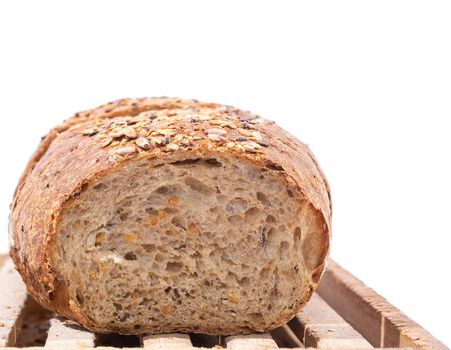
9, 98, 331, 335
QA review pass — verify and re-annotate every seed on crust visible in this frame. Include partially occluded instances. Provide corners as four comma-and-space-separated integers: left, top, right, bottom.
157, 128, 177, 137
101, 137, 113, 148
114, 146, 137, 156
208, 134, 222, 142
153, 136, 169, 147
243, 141, 262, 151
206, 128, 227, 136
251, 131, 263, 141
81, 128, 99, 136
166, 144, 179, 151
135, 137, 151, 150
124, 127, 138, 139
256, 140, 270, 147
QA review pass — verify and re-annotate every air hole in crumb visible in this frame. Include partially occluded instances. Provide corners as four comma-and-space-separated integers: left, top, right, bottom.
156, 186, 168, 194
166, 261, 183, 273
142, 244, 156, 253
260, 267, 270, 280
171, 158, 200, 165
294, 227, 302, 249
266, 227, 275, 242
209, 206, 220, 214
165, 229, 177, 236
245, 207, 260, 223
266, 215, 276, 224
155, 253, 165, 263
76, 290, 84, 304
185, 177, 213, 195
249, 312, 263, 322
265, 162, 284, 171
226, 198, 248, 215
226, 271, 238, 282
227, 215, 242, 225
93, 183, 106, 190
171, 216, 186, 230
145, 207, 157, 215
287, 189, 294, 197
238, 277, 251, 288
257, 192, 270, 205
279, 241, 289, 257
205, 158, 222, 167
164, 287, 172, 294
124, 252, 137, 261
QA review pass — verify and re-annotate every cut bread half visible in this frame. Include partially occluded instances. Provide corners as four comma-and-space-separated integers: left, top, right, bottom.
9, 98, 331, 335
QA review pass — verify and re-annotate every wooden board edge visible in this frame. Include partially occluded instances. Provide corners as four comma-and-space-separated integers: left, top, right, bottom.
317, 259, 448, 350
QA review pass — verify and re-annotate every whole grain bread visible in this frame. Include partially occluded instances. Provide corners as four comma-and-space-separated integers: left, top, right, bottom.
9, 98, 331, 335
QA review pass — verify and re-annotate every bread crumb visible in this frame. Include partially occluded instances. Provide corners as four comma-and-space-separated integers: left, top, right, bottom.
124, 233, 136, 243
167, 195, 178, 208
187, 222, 198, 236
228, 292, 239, 304
158, 209, 167, 220
95, 232, 105, 246
150, 216, 158, 226
160, 304, 173, 315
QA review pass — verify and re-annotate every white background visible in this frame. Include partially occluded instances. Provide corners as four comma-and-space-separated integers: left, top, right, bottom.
0, 1, 450, 346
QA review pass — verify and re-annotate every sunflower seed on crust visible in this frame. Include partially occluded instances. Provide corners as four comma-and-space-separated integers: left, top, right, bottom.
81, 128, 99, 136
114, 146, 137, 156
135, 137, 151, 150
206, 128, 227, 136
166, 144, 179, 151
101, 137, 113, 148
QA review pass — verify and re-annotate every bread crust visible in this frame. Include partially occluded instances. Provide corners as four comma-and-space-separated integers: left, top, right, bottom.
9, 98, 331, 334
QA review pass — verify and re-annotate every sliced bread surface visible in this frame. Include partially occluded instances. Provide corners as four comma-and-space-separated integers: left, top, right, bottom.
9, 98, 331, 334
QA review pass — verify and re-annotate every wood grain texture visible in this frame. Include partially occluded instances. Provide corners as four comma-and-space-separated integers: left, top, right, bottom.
0, 259, 28, 347
317, 259, 448, 350
270, 325, 304, 348
141, 333, 193, 349
290, 293, 372, 349
44, 316, 95, 348
226, 333, 278, 349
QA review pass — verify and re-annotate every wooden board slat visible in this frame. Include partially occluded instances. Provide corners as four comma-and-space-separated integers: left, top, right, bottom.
226, 333, 278, 350
270, 325, 304, 348
0, 259, 29, 347
141, 333, 193, 349
44, 316, 95, 348
290, 293, 372, 349
317, 259, 448, 350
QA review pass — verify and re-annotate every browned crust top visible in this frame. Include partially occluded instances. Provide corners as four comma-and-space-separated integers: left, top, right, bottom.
9, 97, 331, 333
